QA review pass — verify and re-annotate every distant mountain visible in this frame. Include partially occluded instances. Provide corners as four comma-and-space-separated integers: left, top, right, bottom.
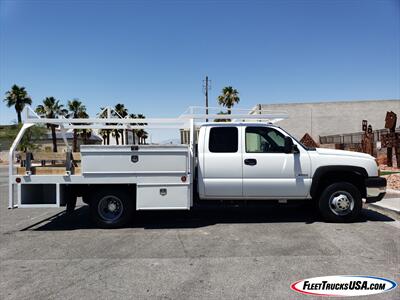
0, 125, 19, 151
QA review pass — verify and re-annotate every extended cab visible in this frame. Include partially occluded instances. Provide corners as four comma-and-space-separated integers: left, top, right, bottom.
197, 123, 386, 223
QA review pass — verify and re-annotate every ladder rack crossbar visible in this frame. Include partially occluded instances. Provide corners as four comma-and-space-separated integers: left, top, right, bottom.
21, 105, 288, 129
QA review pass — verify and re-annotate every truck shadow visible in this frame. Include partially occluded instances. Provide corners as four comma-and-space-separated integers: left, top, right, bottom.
22, 203, 396, 231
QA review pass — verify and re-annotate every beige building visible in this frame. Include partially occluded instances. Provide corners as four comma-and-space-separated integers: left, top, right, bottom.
253, 99, 400, 142
179, 99, 399, 145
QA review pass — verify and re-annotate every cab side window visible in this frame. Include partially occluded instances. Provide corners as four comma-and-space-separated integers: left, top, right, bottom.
246, 127, 285, 153
209, 127, 238, 153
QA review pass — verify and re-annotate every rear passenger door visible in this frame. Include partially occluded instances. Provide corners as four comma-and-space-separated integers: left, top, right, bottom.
203, 126, 243, 198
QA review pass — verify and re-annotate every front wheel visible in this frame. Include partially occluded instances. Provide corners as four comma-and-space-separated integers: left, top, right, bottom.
89, 188, 134, 228
318, 182, 362, 222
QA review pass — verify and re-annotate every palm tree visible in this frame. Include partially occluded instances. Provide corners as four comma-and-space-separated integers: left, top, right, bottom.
78, 110, 91, 145
4, 84, 32, 123
142, 132, 148, 144
137, 114, 147, 144
134, 114, 148, 145
217, 86, 240, 114
80, 130, 91, 144
214, 111, 230, 122
99, 129, 108, 145
129, 113, 137, 144
114, 103, 128, 145
137, 113, 146, 123
112, 129, 121, 145
136, 129, 144, 145
67, 99, 87, 152
77, 110, 91, 146
99, 107, 111, 145
35, 97, 67, 152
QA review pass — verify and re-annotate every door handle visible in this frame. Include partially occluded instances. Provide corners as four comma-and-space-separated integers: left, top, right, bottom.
244, 158, 257, 166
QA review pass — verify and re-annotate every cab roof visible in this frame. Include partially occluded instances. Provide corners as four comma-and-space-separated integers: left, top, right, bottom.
200, 122, 277, 127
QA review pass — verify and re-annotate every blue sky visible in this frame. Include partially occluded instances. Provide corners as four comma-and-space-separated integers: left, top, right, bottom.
1, 0, 399, 140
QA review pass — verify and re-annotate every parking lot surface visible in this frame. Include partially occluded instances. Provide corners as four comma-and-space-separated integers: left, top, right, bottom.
0, 165, 399, 299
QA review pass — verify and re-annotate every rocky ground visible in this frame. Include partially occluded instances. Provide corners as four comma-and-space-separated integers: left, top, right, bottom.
380, 165, 400, 190
384, 173, 400, 190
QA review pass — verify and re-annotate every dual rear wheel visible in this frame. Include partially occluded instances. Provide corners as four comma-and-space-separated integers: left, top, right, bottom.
89, 189, 134, 228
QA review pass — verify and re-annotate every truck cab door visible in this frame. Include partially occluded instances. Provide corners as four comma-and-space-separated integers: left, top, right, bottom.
242, 126, 311, 198
202, 126, 243, 198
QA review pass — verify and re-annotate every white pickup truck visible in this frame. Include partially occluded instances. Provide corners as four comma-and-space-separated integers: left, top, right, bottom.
9, 107, 386, 228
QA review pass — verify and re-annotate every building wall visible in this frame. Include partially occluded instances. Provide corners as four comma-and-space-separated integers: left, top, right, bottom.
255, 99, 400, 141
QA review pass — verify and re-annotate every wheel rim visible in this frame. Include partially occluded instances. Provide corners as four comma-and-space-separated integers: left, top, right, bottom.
328, 191, 354, 216
98, 195, 124, 222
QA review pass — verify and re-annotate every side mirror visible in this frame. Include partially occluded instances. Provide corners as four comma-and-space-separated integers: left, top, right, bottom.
293, 144, 300, 154
284, 137, 299, 154
284, 136, 294, 153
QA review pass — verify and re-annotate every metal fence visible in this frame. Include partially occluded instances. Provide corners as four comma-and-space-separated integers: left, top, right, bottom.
319, 128, 400, 145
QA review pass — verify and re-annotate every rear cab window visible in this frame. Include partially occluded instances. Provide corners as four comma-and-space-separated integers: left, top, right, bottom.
209, 127, 238, 153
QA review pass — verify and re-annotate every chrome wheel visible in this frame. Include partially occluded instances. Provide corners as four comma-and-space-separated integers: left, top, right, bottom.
328, 191, 354, 216
98, 195, 124, 222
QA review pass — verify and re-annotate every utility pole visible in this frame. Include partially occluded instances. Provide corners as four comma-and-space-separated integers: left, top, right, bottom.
203, 76, 211, 122
310, 107, 313, 137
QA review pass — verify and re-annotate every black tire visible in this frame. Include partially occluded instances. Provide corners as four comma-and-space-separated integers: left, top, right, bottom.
318, 182, 362, 223
89, 188, 134, 228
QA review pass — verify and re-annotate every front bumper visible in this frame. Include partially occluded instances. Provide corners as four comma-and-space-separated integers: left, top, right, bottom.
365, 177, 387, 203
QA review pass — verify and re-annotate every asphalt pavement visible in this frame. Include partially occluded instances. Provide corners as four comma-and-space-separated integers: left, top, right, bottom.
0, 165, 399, 300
